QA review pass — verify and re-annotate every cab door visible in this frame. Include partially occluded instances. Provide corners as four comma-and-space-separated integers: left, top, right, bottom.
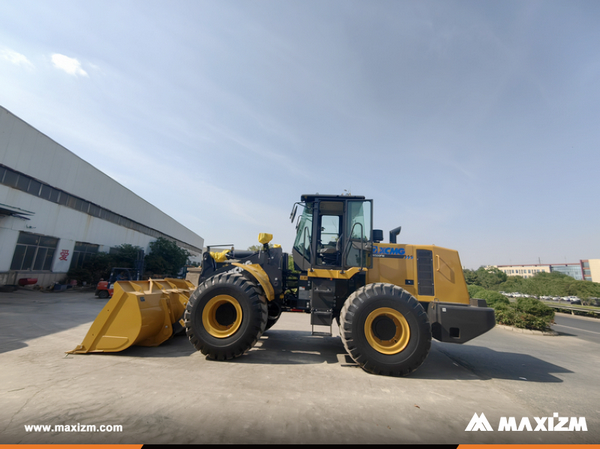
343, 199, 373, 270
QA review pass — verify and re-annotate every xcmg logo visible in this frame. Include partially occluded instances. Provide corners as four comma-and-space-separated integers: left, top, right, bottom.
372, 246, 412, 259
465, 413, 587, 432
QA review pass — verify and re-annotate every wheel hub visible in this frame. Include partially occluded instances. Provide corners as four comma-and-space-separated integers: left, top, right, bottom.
372, 316, 397, 341
202, 295, 243, 338
364, 307, 411, 355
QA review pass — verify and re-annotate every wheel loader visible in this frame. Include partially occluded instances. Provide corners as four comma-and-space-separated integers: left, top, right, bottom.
69, 194, 495, 376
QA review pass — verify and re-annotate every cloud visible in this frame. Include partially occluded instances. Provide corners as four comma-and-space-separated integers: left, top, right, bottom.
51, 54, 88, 76
0, 47, 34, 68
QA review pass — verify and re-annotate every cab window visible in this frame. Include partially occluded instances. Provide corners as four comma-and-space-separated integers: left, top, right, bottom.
345, 200, 372, 268
317, 214, 342, 266
293, 205, 313, 261
316, 201, 344, 267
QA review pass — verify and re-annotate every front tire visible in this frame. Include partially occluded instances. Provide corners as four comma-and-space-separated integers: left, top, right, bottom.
339, 283, 431, 376
184, 272, 267, 360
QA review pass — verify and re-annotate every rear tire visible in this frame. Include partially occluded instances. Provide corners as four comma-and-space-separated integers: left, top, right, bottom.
339, 283, 431, 376
184, 272, 267, 360
265, 301, 282, 331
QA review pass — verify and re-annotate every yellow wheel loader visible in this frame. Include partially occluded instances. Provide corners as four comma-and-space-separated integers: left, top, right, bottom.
70, 194, 495, 377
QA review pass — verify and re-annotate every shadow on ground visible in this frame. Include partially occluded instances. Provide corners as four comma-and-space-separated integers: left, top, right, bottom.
72, 327, 573, 383
234, 329, 345, 365
2, 290, 573, 384
220, 328, 572, 383
435, 343, 571, 383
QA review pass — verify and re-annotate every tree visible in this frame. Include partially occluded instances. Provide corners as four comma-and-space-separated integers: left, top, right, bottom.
477, 267, 508, 289
67, 252, 115, 285
145, 237, 190, 277
496, 270, 600, 304
463, 266, 507, 289
112, 244, 143, 268
463, 269, 479, 285
85, 252, 115, 282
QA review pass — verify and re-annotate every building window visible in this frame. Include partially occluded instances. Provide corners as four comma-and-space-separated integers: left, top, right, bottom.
70, 242, 100, 269
10, 232, 58, 271
1, 164, 202, 254
2, 168, 19, 187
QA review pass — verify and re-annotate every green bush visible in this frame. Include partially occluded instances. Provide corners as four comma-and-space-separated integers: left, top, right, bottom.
494, 303, 518, 327
509, 297, 555, 330
514, 313, 554, 330
514, 297, 555, 318
467, 284, 486, 299
476, 290, 510, 308
468, 286, 554, 331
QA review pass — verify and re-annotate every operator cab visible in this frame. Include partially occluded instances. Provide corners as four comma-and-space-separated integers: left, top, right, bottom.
291, 194, 373, 272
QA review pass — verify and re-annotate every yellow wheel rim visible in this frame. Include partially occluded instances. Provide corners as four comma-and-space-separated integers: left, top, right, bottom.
202, 295, 243, 338
364, 307, 410, 355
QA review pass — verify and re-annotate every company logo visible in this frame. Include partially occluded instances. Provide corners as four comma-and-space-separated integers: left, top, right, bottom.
372, 246, 412, 259
466, 413, 587, 432
465, 413, 493, 432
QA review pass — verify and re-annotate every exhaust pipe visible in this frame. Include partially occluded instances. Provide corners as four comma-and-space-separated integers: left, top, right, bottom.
389, 226, 402, 244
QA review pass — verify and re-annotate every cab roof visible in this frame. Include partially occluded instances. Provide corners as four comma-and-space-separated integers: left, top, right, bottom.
300, 194, 366, 202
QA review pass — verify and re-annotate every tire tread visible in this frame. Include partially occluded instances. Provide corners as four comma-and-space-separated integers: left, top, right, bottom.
340, 282, 431, 376
184, 272, 267, 360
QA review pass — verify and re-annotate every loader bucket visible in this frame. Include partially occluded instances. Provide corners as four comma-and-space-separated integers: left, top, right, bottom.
68, 278, 195, 354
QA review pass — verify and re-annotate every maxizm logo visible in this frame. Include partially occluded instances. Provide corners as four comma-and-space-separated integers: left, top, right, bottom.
372, 246, 412, 259
465, 413, 587, 432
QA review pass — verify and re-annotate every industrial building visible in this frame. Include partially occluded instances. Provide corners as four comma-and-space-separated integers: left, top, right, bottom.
494, 260, 600, 282
0, 106, 203, 287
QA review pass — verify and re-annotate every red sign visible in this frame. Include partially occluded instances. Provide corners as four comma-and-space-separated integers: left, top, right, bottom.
59, 249, 70, 261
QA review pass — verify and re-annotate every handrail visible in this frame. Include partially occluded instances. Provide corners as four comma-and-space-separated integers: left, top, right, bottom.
302, 226, 312, 271
342, 222, 365, 273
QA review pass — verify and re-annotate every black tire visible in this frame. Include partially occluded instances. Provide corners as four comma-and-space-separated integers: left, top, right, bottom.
97, 289, 109, 299
265, 301, 282, 331
339, 283, 431, 376
184, 272, 267, 360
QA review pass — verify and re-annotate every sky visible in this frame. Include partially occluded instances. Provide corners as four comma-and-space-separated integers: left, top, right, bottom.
1, 0, 599, 269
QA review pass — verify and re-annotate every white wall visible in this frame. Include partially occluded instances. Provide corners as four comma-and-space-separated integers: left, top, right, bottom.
0, 106, 203, 249
0, 106, 204, 286
1, 186, 202, 271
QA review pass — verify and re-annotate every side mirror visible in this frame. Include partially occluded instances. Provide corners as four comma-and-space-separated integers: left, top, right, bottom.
372, 229, 383, 243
